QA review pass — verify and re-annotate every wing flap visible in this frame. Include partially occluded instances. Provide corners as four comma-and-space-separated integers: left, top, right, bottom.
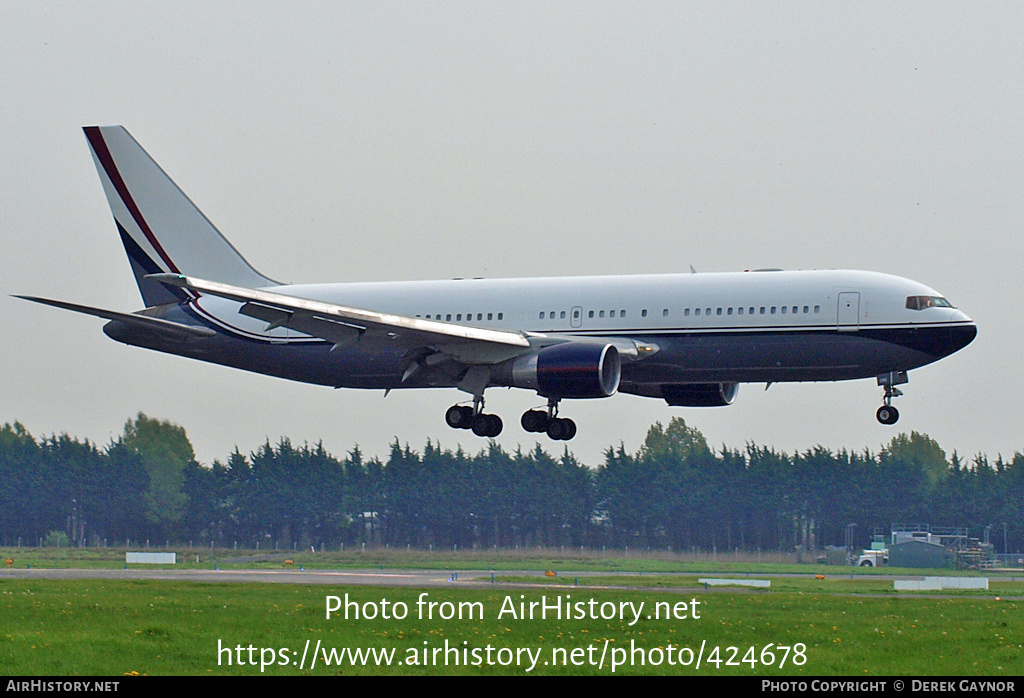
239, 302, 365, 348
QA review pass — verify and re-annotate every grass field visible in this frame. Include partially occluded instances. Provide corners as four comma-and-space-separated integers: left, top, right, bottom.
1, 548, 1020, 676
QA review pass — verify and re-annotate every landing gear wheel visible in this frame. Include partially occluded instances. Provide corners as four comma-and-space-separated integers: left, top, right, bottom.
546, 417, 577, 441
446, 405, 474, 429
472, 413, 503, 437
560, 418, 577, 440
521, 410, 549, 433
876, 405, 899, 425
547, 419, 566, 440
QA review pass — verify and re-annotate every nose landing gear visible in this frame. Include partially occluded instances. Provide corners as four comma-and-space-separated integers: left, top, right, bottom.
876, 371, 907, 425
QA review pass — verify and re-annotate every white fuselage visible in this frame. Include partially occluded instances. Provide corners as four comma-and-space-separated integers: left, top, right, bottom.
194, 269, 970, 341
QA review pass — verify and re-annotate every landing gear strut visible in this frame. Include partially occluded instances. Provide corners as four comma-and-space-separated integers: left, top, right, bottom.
445, 397, 502, 437
876, 371, 907, 425
521, 398, 577, 441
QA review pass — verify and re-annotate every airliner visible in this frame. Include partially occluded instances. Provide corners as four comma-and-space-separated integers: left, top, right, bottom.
18, 126, 976, 440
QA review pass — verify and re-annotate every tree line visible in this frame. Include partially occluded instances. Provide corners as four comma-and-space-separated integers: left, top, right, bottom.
1, 414, 1021, 553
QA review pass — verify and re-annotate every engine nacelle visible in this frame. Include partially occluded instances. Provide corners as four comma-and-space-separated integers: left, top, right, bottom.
662, 382, 738, 407
507, 343, 621, 398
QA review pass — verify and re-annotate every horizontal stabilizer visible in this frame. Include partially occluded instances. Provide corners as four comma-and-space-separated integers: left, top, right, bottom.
13, 296, 216, 339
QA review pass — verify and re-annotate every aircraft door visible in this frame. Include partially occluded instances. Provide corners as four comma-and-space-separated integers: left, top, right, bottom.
837, 292, 860, 332
571, 306, 583, 328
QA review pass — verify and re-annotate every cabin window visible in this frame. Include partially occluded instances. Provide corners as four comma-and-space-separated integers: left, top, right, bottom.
609, 310, 616, 318
814, 305, 820, 313
717, 308, 723, 316
487, 313, 493, 320
727, 307, 733, 315
560, 311, 566, 319
662, 309, 669, 316
599, 310, 605, 318
497, 313, 503, 320
589, 310, 595, 318
781, 306, 787, 314
641, 309, 648, 317
738, 307, 744, 315
539, 312, 545, 319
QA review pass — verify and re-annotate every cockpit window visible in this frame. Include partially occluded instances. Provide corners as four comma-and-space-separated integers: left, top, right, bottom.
906, 295, 953, 310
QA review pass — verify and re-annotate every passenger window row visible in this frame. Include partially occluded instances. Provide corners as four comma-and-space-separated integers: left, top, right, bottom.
415, 304, 822, 325
683, 305, 821, 317
417, 312, 504, 322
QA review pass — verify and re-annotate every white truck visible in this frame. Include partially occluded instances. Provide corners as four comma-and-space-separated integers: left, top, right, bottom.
856, 548, 888, 567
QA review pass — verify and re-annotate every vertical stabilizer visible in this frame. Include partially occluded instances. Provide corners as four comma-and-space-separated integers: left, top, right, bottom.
83, 126, 276, 306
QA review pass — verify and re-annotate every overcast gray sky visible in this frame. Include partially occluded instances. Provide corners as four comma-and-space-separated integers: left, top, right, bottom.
2, 2, 1021, 467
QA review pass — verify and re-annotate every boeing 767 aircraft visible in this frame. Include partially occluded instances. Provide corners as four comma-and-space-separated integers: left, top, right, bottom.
18, 126, 977, 440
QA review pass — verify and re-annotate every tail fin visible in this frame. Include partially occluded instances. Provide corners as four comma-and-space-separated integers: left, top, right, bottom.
83, 126, 277, 306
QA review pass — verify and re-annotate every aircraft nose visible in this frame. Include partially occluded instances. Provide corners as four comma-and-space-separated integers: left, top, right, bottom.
948, 315, 977, 353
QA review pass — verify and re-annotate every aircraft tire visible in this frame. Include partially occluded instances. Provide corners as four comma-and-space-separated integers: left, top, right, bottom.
561, 418, 577, 440
521, 410, 548, 433
446, 405, 473, 429
473, 413, 502, 437
876, 406, 899, 425
547, 418, 576, 441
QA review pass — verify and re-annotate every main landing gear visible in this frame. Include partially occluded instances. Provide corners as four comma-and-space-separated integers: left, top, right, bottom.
445, 397, 578, 440
521, 398, 577, 441
445, 399, 503, 437
876, 371, 908, 425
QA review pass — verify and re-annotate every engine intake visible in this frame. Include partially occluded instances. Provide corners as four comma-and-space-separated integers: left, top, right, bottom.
662, 383, 738, 407
508, 343, 621, 398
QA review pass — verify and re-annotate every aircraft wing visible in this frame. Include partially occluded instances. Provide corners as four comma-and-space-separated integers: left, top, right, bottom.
149, 273, 534, 364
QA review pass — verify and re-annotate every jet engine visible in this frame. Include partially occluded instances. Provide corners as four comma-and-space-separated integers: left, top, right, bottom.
504, 343, 621, 398
662, 382, 738, 407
